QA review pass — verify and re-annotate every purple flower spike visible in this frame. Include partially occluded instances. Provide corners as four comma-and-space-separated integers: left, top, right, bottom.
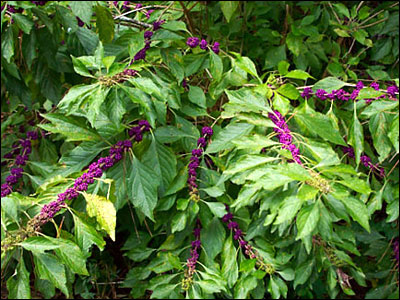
187, 37, 200, 48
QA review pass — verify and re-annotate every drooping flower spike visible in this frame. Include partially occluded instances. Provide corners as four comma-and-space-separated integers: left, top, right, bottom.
182, 219, 202, 290
27, 121, 150, 232
222, 205, 274, 274
1, 131, 39, 198
187, 126, 213, 202
268, 111, 302, 165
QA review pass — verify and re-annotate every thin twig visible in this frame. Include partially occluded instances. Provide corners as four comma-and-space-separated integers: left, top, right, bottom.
358, 17, 388, 29
179, 1, 195, 33
157, 1, 174, 21
115, 16, 152, 28
359, 2, 398, 26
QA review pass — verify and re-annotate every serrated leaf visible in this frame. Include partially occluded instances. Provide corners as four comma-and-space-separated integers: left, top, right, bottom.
53, 238, 89, 275
275, 196, 303, 225
188, 85, 206, 108
312, 77, 346, 93
95, 5, 114, 43
210, 51, 223, 81
220, 1, 239, 22
129, 157, 160, 221
171, 212, 187, 233
33, 252, 69, 297
21, 237, 61, 253
206, 123, 254, 153
388, 115, 399, 153
38, 113, 101, 142
6, 257, 31, 300
83, 193, 116, 241
335, 195, 370, 232
224, 155, 278, 175
348, 104, 364, 165
204, 201, 227, 218
296, 202, 320, 240
70, 1, 93, 25
222, 236, 238, 288
284, 70, 314, 80
72, 212, 105, 255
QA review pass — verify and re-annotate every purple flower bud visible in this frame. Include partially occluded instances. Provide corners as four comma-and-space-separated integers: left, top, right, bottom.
200, 39, 207, 50
387, 85, 398, 97
315, 89, 327, 100
211, 42, 220, 54
186, 37, 200, 48
192, 149, 203, 157
201, 126, 213, 136
301, 87, 313, 99
227, 221, 239, 230
197, 137, 206, 148
135, 3, 142, 9
153, 20, 165, 31
134, 48, 147, 61
370, 82, 379, 91
144, 30, 153, 39
182, 79, 188, 88
191, 240, 201, 248
356, 81, 364, 90
360, 155, 371, 167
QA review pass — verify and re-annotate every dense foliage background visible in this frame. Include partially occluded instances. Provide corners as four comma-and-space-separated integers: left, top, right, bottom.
1, 1, 399, 299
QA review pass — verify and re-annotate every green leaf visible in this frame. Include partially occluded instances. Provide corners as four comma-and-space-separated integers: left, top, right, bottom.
277, 84, 300, 100
231, 134, 278, 151
222, 236, 239, 288
71, 56, 94, 78
70, 1, 93, 25
210, 51, 223, 81
2, 27, 14, 63
224, 155, 278, 175
171, 212, 187, 233
297, 184, 319, 201
356, 87, 385, 100
234, 55, 259, 79
53, 238, 89, 275
204, 202, 227, 218
360, 101, 399, 118
188, 85, 206, 108
240, 259, 256, 272
224, 88, 271, 114
348, 104, 364, 165
129, 157, 160, 221
206, 123, 254, 153
295, 110, 347, 146
220, 1, 239, 22
33, 252, 69, 297
83, 193, 117, 241
294, 260, 314, 288
335, 195, 370, 232
161, 20, 188, 32
13, 14, 34, 34
197, 279, 226, 294
268, 276, 281, 299
369, 112, 393, 160
87, 86, 110, 126
130, 77, 162, 97
278, 61, 290, 75
21, 237, 61, 253
7, 257, 31, 300
143, 137, 177, 196
72, 212, 105, 255
234, 274, 258, 299
150, 284, 177, 299
276, 163, 312, 181
296, 202, 320, 240
58, 83, 99, 111
200, 217, 225, 260
95, 5, 115, 43
312, 77, 346, 93
284, 70, 314, 80
303, 139, 341, 167
274, 196, 303, 225
38, 113, 101, 142
388, 115, 399, 153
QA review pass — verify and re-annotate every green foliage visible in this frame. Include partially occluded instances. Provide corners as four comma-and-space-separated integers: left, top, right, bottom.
1, 1, 398, 300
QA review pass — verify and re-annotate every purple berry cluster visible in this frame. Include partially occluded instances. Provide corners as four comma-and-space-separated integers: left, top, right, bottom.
222, 205, 274, 273
131, 21, 164, 62
182, 219, 202, 290
186, 37, 220, 54
76, 17, 85, 27
301, 82, 398, 103
187, 127, 213, 201
1, 131, 39, 198
268, 111, 302, 165
33, 140, 133, 227
3, 4, 23, 13
117, 68, 138, 83
342, 146, 385, 177
128, 120, 151, 141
